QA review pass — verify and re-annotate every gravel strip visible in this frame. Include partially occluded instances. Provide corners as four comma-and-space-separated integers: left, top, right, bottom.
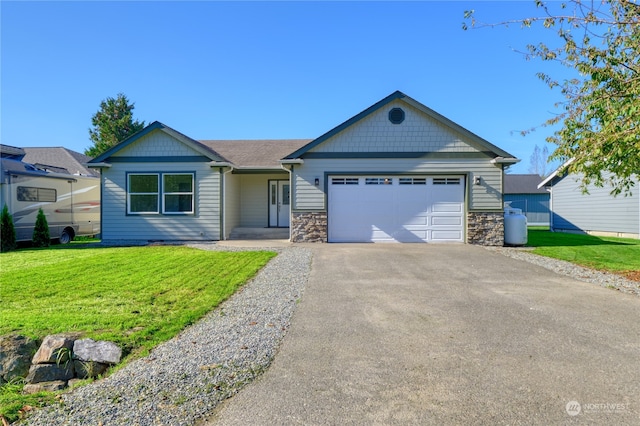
24, 244, 311, 426
485, 246, 640, 297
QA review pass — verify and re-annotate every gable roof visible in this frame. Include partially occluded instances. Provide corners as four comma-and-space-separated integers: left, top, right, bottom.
504, 174, 548, 194
200, 139, 311, 169
283, 90, 517, 161
88, 121, 227, 165
22, 147, 98, 176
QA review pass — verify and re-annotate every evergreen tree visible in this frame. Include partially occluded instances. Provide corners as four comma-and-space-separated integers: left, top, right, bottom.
85, 93, 145, 158
1, 204, 17, 252
32, 208, 50, 248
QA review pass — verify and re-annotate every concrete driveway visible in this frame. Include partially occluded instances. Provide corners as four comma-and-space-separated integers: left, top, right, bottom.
202, 244, 640, 425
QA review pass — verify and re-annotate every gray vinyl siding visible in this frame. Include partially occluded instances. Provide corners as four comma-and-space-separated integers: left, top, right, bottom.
239, 174, 287, 227
293, 158, 502, 211
551, 175, 639, 237
504, 194, 550, 226
101, 162, 220, 241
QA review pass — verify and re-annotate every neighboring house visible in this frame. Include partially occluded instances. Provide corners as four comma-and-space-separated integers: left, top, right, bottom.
538, 164, 639, 239
503, 174, 550, 226
88, 91, 519, 244
21, 147, 98, 177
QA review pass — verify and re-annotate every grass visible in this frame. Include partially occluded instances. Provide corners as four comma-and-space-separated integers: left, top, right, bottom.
0, 244, 276, 422
0, 379, 59, 423
526, 228, 640, 274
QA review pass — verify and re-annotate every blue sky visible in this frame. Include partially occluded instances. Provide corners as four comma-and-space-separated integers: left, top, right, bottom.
1, 1, 572, 173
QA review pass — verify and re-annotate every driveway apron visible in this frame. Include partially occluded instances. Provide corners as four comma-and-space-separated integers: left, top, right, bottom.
203, 244, 640, 425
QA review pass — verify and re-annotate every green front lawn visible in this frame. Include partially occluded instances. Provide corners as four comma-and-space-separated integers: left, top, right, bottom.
527, 229, 640, 274
0, 245, 276, 422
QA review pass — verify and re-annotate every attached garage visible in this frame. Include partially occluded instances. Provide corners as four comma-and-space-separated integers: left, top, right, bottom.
328, 175, 465, 243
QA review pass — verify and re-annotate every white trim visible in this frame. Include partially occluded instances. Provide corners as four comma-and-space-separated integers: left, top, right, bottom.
538, 158, 575, 189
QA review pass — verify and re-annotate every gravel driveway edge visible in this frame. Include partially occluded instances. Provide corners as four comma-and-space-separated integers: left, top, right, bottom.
23, 245, 311, 426
485, 246, 640, 297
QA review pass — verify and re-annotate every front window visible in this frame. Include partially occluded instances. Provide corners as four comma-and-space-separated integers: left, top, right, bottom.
127, 173, 194, 215
128, 174, 159, 213
163, 174, 194, 214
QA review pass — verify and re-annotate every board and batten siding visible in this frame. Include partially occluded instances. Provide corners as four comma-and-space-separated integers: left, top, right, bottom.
293, 158, 502, 211
551, 175, 639, 238
504, 194, 550, 226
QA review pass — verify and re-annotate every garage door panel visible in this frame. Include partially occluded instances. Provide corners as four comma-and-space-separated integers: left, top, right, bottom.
432, 216, 462, 226
432, 203, 463, 213
328, 176, 464, 243
432, 230, 464, 241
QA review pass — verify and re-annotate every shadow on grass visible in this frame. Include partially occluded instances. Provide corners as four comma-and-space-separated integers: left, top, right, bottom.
15, 240, 113, 252
527, 230, 635, 247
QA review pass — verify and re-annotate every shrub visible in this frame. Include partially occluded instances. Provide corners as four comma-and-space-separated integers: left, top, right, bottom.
1, 204, 17, 252
32, 208, 50, 247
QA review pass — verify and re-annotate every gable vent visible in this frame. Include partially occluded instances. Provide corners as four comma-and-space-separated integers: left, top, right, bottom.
388, 107, 405, 124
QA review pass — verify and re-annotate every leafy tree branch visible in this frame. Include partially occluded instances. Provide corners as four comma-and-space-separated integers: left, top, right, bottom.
465, 1, 639, 195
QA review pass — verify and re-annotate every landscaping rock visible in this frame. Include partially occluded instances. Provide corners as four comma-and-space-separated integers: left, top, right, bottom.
0, 334, 39, 383
31, 333, 80, 364
73, 339, 121, 364
73, 360, 110, 379
23, 380, 67, 394
26, 363, 74, 384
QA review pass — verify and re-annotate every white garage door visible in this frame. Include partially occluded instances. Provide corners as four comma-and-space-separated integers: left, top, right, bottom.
328, 176, 465, 243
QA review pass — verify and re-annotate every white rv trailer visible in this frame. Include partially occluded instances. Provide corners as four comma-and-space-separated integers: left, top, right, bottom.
0, 158, 100, 243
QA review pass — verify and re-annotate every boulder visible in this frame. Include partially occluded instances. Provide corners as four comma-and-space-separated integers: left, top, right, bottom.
23, 380, 67, 394
0, 334, 39, 383
31, 333, 80, 364
25, 363, 74, 384
73, 339, 121, 365
73, 359, 110, 379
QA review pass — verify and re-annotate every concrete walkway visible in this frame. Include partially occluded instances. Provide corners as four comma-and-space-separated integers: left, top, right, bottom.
201, 244, 640, 425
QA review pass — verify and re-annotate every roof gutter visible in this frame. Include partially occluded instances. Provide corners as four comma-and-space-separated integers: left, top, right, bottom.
491, 157, 520, 165
209, 161, 234, 171
87, 162, 112, 168
281, 159, 304, 165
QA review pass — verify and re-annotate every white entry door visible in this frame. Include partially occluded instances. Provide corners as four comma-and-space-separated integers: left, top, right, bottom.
328, 176, 465, 243
269, 180, 290, 227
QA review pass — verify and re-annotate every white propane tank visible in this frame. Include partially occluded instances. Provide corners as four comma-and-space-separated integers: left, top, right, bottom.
504, 208, 528, 246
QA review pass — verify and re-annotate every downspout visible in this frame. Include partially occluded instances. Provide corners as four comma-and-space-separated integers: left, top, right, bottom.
210, 161, 234, 240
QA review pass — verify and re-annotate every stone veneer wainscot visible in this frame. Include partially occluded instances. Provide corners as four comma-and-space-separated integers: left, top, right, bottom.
467, 212, 504, 246
291, 212, 327, 243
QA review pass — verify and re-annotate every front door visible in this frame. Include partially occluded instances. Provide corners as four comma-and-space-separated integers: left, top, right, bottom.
269, 180, 290, 227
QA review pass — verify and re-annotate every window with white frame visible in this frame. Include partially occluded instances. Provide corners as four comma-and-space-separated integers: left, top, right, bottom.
128, 174, 159, 214
163, 173, 194, 214
127, 173, 194, 215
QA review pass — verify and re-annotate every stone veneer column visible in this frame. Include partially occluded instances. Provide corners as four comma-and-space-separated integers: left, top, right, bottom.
467, 212, 504, 246
291, 212, 327, 243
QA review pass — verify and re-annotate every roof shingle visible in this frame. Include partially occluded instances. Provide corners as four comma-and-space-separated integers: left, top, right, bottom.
504, 174, 547, 194
199, 139, 312, 169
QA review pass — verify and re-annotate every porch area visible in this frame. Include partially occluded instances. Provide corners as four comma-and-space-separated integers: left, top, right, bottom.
228, 227, 290, 240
